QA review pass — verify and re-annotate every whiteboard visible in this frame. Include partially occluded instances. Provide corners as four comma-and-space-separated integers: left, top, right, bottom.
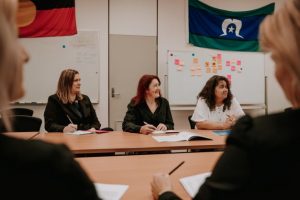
167, 50, 265, 105
19, 31, 100, 103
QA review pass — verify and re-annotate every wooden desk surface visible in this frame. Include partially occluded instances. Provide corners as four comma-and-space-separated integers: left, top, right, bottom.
3, 132, 40, 140
34, 130, 227, 154
77, 151, 222, 200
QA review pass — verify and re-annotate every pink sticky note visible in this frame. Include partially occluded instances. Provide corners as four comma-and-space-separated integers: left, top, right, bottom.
217, 54, 222, 59
237, 60, 241, 65
227, 74, 232, 81
175, 59, 180, 65
226, 61, 230, 66
231, 66, 236, 71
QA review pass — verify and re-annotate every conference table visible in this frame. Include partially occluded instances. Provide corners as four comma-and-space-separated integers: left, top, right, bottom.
3, 131, 40, 140
77, 151, 223, 200
34, 130, 227, 155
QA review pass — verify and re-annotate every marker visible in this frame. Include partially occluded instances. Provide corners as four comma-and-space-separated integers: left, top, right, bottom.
168, 161, 185, 175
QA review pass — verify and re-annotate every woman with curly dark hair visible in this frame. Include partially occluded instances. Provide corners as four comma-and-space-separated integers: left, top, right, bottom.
191, 75, 244, 130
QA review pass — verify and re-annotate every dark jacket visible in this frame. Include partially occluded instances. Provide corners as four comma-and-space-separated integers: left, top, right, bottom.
122, 97, 174, 133
0, 133, 100, 199
160, 109, 300, 200
44, 94, 101, 132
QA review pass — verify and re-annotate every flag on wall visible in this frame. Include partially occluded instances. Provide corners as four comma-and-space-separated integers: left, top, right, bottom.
19, 0, 77, 38
188, 0, 274, 51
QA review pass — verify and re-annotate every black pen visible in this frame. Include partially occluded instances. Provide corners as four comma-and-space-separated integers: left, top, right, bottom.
169, 161, 185, 175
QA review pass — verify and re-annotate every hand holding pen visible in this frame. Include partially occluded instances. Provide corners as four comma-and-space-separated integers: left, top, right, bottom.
140, 121, 156, 135
151, 161, 185, 199
63, 115, 78, 133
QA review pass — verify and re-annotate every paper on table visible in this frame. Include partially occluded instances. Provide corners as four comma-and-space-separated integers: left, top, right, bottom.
152, 131, 211, 142
94, 183, 129, 200
152, 130, 180, 134
179, 172, 211, 198
65, 130, 93, 135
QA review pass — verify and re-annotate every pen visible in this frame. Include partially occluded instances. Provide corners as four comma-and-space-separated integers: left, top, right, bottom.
66, 115, 74, 124
168, 161, 185, 175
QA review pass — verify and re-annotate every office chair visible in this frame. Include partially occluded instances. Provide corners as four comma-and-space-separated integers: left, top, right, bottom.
0, 115, 42, 132
188, 115, 196, 129
0, 107, 33, 116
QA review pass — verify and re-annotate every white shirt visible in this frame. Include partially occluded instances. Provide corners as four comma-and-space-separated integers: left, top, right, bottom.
191, 97, 245, 123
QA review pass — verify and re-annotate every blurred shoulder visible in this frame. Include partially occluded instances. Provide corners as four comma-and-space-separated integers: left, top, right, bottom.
0, 134, 73, 166
229, 109, 300, 147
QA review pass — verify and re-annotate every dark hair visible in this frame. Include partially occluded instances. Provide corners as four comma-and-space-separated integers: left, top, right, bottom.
56, 68, 82, 104
197, 75, 233, 111
132, 74, 161, 106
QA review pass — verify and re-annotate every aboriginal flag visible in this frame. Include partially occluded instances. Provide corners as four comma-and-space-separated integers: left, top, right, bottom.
19, 0, 77, 38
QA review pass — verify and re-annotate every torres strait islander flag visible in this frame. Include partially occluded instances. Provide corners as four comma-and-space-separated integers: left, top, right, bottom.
18, 0, 77, 38
188, 0, 275, 51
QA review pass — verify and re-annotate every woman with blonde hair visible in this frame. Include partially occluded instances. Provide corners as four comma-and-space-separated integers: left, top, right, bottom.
151, 0, 300, 199
44, 68, 101, 133
0, 0, 100, 199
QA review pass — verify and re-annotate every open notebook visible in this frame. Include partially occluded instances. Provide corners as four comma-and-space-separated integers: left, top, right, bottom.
152, 131, 212, 142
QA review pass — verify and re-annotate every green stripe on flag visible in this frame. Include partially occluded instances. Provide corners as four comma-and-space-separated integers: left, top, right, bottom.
189, 33, 259, 52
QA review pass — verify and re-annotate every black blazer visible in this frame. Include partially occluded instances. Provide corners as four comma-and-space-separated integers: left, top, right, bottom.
44, 94, 101, 132
122, 97, 174, 133
160, 108, 300, 200
0, 133, 100, 199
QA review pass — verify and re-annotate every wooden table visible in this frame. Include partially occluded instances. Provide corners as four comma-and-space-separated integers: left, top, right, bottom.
3, 131, 40, 140
34, 130, 227, 155
77, 151, 222, 200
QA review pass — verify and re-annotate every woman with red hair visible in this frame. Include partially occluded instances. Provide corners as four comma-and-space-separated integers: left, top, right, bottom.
122, 75, 174, 134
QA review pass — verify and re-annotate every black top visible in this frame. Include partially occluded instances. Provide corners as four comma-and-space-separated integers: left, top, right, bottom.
122, 97, 174, 133
159, 108, 300, 200
44, 94, 101, 132
0, 133, 100, 199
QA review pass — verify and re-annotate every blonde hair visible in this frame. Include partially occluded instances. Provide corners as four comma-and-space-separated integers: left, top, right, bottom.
56, 68, 82, 104
0, 0, 18, 131
260, 0, 300, 80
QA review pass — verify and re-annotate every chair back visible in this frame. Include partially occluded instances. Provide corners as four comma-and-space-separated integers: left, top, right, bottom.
0, 107, 33, 116
188, 115, 196, 129
1, 115, 42, 132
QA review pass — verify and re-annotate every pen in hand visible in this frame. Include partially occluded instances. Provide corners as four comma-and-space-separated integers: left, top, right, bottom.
169, 161, 185, 175
66, 115, 74, 124
143, 121, 156, 129
66, 115, 77, 132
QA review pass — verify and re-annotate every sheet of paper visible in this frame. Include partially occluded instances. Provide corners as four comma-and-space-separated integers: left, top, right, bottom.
94, 183, 128, 200
65, 130, 93, 135
179, 172, 211, 198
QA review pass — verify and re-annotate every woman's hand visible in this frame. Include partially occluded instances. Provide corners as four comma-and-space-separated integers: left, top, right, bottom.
223, 115, 236, 129
151, 173, 172, 200
63, 124, 77, 133
140, 124, 156, 134
157, 123, 167, 131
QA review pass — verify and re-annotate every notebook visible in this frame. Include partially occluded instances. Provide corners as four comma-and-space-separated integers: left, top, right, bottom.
152, 131, 212, 142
